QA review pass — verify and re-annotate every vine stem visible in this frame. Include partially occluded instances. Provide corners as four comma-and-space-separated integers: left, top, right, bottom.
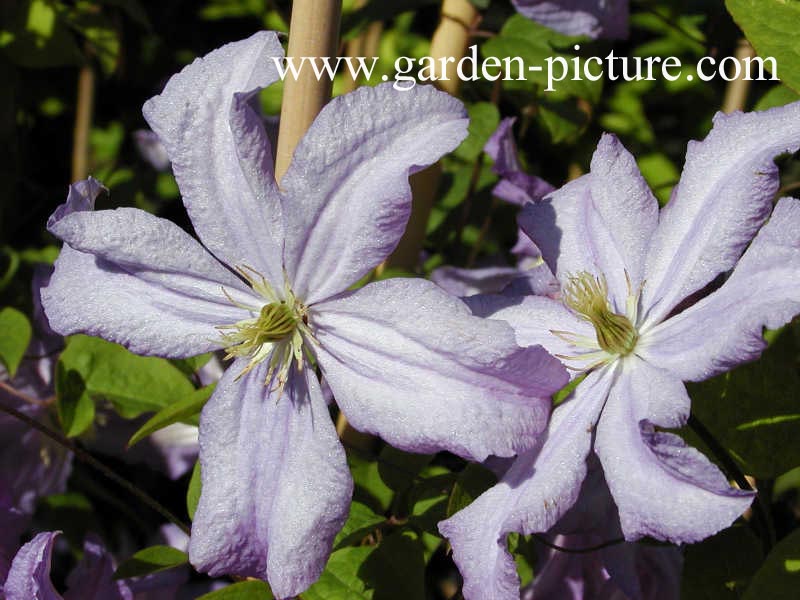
71, 59, 95, 182
274, 0, 343, 182
0, 397, 191, 536
688, 413, 774, 551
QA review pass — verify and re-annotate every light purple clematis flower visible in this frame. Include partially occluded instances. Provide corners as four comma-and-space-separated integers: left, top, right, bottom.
439, 101, 800, 599
41, 32, 568, 598
2, 532, 185, 600
521, 460, 682, 600
513, 0, 629, 39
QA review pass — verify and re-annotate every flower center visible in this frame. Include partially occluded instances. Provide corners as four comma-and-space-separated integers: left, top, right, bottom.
562, 272, 638, 357
217, 266, 313, 395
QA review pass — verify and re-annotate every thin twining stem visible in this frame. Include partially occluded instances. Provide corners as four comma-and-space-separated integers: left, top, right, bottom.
0, 397, 191, 536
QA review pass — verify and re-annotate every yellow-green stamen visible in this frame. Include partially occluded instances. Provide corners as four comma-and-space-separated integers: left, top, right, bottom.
563, 272, 638, 356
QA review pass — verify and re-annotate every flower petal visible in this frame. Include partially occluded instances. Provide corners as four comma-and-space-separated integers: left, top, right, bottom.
594, 360, 754, 543
485, 117, 555, 207
512, 0, 628, 39
313, 278, 567, 461
639, 197, 800, 381
43, 181, 254, 358
4, 532, 62, 600
464, 293, 599, 378
63, 535, 133, 600
142, 32, 285, 284
519, 134, 658, 309
281, 83, 468, 304
641, 101, 800, 325
430, 265, 526, 297
438, 368, 614, 600
189, 359, 352, 599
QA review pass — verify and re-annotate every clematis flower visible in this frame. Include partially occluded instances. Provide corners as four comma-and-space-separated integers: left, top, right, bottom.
521, 460, 682, 600
41, 32, 567, 598
439, 101, 800, 599
2, 532, 185, 600
513, 0, 629, 39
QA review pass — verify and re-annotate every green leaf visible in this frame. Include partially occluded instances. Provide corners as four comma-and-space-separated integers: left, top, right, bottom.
197, 580, 274, 599
113, 545, 188, 580
744, 529, 800, 600
446, 463, 497, 517
171, 352, 212, 378
360, 531, 426, 600
0, 307, 31, 377
55, 364, 95, 438
334, 501, 386, 549
187, 461, 201, 521
687, 328, 800, 478
681, 525, 763, 599
58, 335, 195, 419
304, 546, 375, 600
726, 0, 800, 93
349, 454, 393, 514
454, 102, 500, 162
128, 384, 214, 447
754, 84, 800, 111
377, 447, 433, 492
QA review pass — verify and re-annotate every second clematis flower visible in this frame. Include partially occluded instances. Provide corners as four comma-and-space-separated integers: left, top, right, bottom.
439, 100, 800, 599
41, 32, 568, 599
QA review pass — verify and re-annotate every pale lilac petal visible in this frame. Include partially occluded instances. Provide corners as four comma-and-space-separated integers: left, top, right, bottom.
148, 423, 199, 480
485, 118, 554, 206
430, 265, 524, 297
189, 359, 352, 599
133, 130, 170, 172
43, 181, 255, 358
595, 360, 754, 543
465, 293, 598, 377
438, 368, 615, 600
63, 536, 133, 600
4, 532, 61, 600
641, 101, 800, 325
640, 197, 800, 381
513, 0, 629, 39
519, 134, 658, 308
281, 83, 468, 304
142, 32, 285, 284
313, 278, 567, 461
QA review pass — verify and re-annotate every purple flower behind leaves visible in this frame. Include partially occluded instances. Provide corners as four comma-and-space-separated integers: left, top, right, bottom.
2, 532, 186, 600
41, 32, 568, 598
440, 101, 800, 599
513, 0, 629, 39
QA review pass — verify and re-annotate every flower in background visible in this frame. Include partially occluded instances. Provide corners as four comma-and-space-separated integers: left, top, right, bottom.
440, 101, 800, 599
42, 32, 568, 598
2, 531, 185, 600
513, 0, 629, 39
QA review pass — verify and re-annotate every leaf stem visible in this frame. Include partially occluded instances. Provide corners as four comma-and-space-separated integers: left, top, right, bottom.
0, 396, 191, 535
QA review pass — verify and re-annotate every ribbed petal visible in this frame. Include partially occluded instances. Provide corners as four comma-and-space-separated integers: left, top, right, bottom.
438, 368, 615, 600
512, 0, 629, 39
189, 359, 352, 599
639, 197, 800, 381
4, 532, 61, 600
519, 135, 658, 310
312, 278, 567, 461
280, 83, 468, 305
142, 32, 285, 284
594, 360, 754, 543
429, 265, 525, 297
464, 293, 599, 378
641, 101, 800, 325
42, 180, 254, 358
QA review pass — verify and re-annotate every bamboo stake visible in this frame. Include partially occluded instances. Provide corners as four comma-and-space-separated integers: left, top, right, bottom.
721, 39, 757, 114
71, 63, 95, 182
385, 0, 479, 269
274, 0, 343, 182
